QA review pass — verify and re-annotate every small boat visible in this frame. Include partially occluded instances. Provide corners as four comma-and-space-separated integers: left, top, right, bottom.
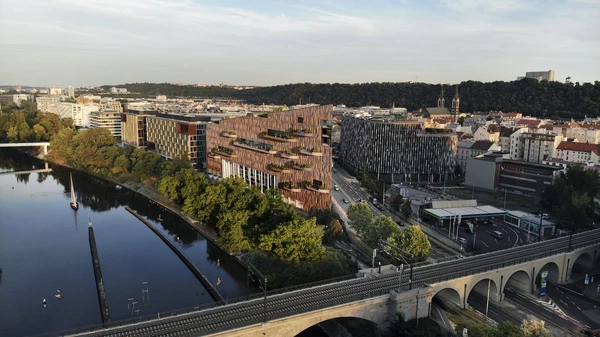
70, 173, 79, 211
157, 214, 163, 222
55, 294, 62, 299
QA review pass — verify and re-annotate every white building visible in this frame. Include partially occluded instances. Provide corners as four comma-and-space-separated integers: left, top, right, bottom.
12, 94, 30, 107
49, 86, 63, 96
109, 87, 128, 94
36, 96, 61, 112
67, 86, 75, 98
57, 103, 98, 127
90, 110, 122, 138
517, 70, 555, 82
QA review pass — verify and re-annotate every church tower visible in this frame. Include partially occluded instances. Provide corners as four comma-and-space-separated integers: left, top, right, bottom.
437, 84, 445, 108
451, 85, 460, 120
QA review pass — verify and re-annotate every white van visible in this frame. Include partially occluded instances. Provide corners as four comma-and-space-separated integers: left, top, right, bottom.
491, 231, 503, 239
458, 237, 468, 245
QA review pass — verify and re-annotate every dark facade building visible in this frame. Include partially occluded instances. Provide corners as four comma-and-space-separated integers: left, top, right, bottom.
498, 160, 561, 195
206, 105, 333, 210
340, 117, 458, 184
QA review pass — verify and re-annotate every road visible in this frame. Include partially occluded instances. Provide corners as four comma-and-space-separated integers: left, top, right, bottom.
331, 164, 458, 260
546, 281, 600, 329
504, 288, 582, 333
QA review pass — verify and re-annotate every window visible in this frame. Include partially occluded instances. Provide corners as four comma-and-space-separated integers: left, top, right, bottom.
298, 116, 304, 123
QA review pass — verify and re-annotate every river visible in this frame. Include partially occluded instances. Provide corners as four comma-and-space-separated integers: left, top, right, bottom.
0, 149, 259, 336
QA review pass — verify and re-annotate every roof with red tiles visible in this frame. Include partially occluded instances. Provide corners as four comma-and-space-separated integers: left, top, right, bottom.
517, 119, 542, 126
557, 141, 600, 155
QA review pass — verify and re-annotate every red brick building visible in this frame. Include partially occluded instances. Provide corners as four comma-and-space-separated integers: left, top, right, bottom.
206, 105, 333, 210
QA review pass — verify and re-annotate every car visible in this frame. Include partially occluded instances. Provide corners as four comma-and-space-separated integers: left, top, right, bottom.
357, 198, 363, 202
376, 204, 385, 211
343, 198, 349, 203
458, 237, 468, 245
334, 185, 340, 191
397, 221, 404, 227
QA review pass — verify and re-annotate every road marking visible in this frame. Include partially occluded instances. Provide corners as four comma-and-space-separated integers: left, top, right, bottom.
577, 306, 581, 310
482, 241, 489, 248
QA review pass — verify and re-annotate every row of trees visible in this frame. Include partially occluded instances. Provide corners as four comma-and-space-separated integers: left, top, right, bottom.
347, 203, 431, 261
104, 79, 600, 118
0, 101, 71, 143
541, 165, 600, 229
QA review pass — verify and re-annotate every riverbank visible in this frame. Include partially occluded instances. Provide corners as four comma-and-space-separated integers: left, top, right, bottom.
40, 152, 223, 249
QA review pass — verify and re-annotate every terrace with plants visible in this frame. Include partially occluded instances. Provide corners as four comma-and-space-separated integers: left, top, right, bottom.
233, 137, 277, 154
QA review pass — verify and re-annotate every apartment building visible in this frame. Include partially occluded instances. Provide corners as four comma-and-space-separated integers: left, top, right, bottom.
90, 111, 122, 138
473, 124, 500, 142
49, 86, 63, 96
555, 141, 600, 164
146, 114, 208, 169
519, 133, 561, 163
206, 105, 333, 211
98, 99, 123, 112
340, 117, 457, 184
109, 87, 128, 94
517, 70, 555, 82
36, 96, 61, 112
57, 103, 98, 127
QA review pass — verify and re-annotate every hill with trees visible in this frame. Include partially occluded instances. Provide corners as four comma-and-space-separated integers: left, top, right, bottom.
104, 79, 600, 119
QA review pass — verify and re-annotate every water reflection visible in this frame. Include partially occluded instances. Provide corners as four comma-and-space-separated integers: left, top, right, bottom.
0, 148, 260, 336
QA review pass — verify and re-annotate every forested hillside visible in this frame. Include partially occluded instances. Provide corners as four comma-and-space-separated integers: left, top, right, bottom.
103, 79, 600, 119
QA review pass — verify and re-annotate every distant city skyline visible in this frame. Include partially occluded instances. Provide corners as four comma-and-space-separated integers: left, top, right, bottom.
0, 0, 598, 88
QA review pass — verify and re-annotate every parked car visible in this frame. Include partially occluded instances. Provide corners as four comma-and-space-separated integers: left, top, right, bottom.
343, 198, 349, 203
334, 185, 340, 191
458, 237, 468, 245
397, 221, 405, 227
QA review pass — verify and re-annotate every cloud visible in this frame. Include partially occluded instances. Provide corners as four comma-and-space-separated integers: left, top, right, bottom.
0, 0, 598, 86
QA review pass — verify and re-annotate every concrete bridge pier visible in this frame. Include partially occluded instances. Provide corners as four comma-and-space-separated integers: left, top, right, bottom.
389, 288, 435, 323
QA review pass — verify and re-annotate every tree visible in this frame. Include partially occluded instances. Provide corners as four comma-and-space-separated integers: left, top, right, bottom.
362, 215, 398, 248
258, 217, 325, 262
398, 225, 430, 261
521, 319, 551, 337
391, 194, 403, 211
401, 199, 413, 218
217, 210, 253, 253
112, 155, 131, 174
347, 202, 373, 236
326, 219, 344, 241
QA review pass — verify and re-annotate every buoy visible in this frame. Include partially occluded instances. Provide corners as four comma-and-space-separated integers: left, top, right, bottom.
43, 299, 47, 305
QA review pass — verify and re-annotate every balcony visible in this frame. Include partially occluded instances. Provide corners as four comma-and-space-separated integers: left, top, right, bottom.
304, 182, 329, 193
269, 163, 292, 173
279, 151, 300, 159
207, 152, 221, 159
291, 161, 313, 172
290, 128, 315, 137
281, 182, 301, 192
213, 146, 237, 158
233, 138, 277, 154
221, 131, 237, 138
261, 131, 298, 143
299, 148, 323, 157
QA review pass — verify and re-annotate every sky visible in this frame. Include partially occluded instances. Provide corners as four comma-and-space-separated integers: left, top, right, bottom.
0, 0, 598, 87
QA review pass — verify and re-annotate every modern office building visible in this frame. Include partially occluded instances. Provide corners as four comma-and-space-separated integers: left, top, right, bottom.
90, 111, 122, 139
120, 110, 158, 148
339, 117, 458, 184
206, 105, 333, 210
466, 152, 561, 195
146, 114, 208, 169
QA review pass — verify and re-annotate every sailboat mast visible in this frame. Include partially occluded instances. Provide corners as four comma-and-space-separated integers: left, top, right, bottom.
70, 174, 76, 204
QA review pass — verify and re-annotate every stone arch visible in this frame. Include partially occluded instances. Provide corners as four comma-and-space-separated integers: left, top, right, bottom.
503, 270, 531, 294
467, 278, 498, 304
295, 317, 379, 337
535, 262, 560, 286
572, 252, 594, 272
432, 287, 462, 308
